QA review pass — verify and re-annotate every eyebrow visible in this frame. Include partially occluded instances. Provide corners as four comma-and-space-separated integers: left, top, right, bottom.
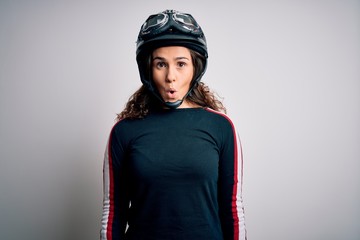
152, 56, 190, 61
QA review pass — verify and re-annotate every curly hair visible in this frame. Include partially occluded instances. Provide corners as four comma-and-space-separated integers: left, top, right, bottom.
117, 49, 226, 120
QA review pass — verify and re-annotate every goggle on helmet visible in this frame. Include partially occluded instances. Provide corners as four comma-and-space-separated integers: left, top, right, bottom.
136, 10, 208, 109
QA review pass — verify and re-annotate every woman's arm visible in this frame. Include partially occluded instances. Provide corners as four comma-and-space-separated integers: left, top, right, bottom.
100, 123, 130, 240
218, 121, 247, 240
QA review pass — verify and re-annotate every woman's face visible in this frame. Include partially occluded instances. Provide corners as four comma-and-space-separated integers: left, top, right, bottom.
152, 46, 194, 108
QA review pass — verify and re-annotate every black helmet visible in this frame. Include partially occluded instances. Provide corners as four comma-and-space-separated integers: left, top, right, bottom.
136, 9, 208, 109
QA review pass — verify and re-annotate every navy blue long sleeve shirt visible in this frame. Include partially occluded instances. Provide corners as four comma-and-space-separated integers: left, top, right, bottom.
101, 107, 246, 240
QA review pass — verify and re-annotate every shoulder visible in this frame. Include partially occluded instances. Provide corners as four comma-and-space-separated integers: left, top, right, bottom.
203, 108, 236, 128
109, 117, 145, 139
111, 118, 132, 132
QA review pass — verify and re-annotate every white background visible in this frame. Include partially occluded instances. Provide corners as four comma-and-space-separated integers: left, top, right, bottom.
0, 0, 359, 239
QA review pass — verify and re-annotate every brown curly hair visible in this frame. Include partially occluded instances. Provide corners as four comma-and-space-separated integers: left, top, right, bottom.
117, 49, 226, 120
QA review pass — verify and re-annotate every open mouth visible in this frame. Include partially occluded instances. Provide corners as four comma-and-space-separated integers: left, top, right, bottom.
165, 89, 177, 99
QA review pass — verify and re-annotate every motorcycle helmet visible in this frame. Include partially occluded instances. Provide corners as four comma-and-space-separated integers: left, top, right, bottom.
136, 9, 208, 108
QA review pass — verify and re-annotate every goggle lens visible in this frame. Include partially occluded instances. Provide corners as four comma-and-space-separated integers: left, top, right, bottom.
142, 13, 167, 32
173, 13, 198, 27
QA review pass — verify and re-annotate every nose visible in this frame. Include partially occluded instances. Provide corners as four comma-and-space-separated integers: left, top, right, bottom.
165, 65, 176, 83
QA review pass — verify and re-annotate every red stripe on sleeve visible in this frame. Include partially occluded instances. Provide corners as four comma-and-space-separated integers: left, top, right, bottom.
106, 131, 115, 240
226, 115, 239, 240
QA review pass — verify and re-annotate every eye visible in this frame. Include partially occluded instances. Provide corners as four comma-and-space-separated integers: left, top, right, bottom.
155, 61, 167, 68
177, 61, 186, 67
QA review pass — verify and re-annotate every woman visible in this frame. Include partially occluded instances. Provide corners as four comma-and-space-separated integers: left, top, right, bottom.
101, 9, 247, 240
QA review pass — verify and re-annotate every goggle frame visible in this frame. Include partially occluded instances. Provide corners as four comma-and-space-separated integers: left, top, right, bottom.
140, 10, 202, 37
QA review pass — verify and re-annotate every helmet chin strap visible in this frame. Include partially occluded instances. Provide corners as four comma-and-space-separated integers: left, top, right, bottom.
164, 100, 183, 109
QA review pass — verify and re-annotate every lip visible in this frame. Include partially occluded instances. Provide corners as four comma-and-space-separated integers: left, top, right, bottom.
165, 88, 177, 99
